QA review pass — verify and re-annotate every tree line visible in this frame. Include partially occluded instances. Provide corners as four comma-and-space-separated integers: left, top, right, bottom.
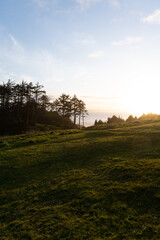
94, 113, 160, 126
0, 80, 88, 135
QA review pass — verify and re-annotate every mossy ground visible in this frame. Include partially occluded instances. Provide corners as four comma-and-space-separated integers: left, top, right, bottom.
1, 121, 160, 239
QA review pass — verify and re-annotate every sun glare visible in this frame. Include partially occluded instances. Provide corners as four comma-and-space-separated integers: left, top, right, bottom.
122, 80, 160, 115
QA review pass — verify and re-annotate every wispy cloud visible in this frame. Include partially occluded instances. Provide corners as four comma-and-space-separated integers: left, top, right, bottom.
108, 0, 120, 8
112, 37, 143, 46
9, 34, 19, 46
142, 9, 160, 24
9, 34, 24, 52
88, 50, 105, 58
76, 0, 101, 9
0, 35, 91, 94
32, 0, 49, 8
32, 0, 57, 9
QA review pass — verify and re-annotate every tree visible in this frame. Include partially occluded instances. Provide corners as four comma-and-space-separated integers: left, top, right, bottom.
126, 115, 134, 122
77, 99, 87, 128
0, 80, 14, 110
33, 82, 45, 104
52, 94, 88, 127
0, 81, 88, 134
94, 119, 98, 125
56, 94, 72, 117
39, 94, 50, 111
52, 99, 60, 112
25, 82, 34, 127
32, 82, 45, 123
94, 119, 104, 125
71, 95, 79, 125
107, 115, 124, 124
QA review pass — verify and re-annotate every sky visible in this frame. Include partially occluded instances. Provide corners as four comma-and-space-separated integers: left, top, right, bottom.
1, 0, 160, 124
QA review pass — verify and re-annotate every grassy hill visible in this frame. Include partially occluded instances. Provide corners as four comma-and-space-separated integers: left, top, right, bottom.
1, 120, 160, 239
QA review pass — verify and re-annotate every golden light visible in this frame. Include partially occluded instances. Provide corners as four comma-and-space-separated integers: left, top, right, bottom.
122, 79, 160, 115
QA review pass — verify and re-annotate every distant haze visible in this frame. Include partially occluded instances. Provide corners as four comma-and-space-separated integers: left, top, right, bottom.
84, 110, 134, 127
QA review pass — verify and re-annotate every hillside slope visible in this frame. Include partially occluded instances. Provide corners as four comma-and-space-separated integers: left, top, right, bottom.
1, 121, 160, 239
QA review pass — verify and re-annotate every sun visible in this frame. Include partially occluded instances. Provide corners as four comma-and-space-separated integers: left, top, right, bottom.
122, 79, 160, 116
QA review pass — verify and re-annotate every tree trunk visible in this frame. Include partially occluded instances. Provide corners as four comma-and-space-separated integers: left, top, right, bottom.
74, 114, 76, 125
79, 115, 81, 128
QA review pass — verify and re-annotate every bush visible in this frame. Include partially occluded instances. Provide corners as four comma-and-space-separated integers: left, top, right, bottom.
107, 115, 124, 124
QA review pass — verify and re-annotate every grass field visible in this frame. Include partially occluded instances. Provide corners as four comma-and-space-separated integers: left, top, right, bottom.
1, 120, 160, 239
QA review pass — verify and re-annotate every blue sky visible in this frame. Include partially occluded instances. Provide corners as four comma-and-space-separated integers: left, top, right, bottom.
1, 0, 160, 117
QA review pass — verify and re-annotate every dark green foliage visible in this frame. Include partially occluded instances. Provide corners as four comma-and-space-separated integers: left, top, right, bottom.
107, 115, 125, 124
0, 140, 9, 148
94, 119, 105, 125
1, 121, 160, 239
95, 114, 160, 127
53, 94, 88, 127
0, 80, 88, 135
126, 115, 137, 122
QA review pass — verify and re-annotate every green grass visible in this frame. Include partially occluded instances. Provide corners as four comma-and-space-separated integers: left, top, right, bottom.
1, 121, 160, 239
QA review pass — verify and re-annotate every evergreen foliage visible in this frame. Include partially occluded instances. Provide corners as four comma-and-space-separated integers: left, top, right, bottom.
107, 115, 125, 124
0, 80, 88, 135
